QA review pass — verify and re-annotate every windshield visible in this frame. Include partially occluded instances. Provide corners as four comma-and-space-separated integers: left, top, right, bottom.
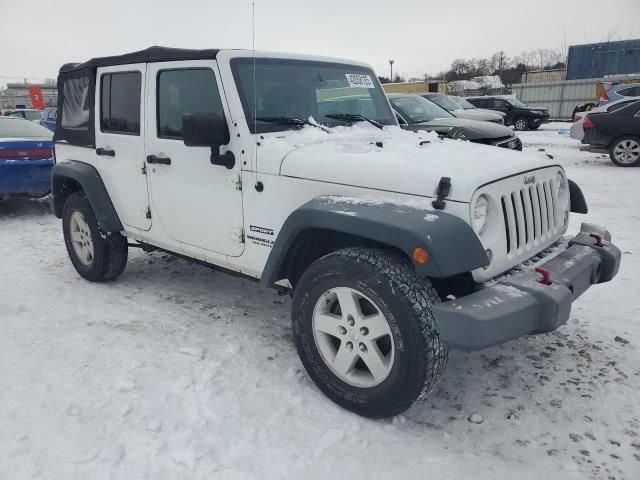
451, 96, 476, 110
508, 98, 527, 108
390, 96, 453, 123
0, 118, 53, 138
24, 110, 43, 121
427, 95, 462, 112
231, 58, 396, 133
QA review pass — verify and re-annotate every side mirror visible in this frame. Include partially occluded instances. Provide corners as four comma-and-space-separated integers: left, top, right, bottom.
182, 113, 235, 169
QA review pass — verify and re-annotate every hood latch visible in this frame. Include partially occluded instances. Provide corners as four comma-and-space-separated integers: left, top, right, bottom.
432, 177, 451, 210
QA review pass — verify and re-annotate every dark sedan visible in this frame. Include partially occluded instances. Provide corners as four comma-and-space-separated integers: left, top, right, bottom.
388, 94, 522, 150
583, 99, 640, 167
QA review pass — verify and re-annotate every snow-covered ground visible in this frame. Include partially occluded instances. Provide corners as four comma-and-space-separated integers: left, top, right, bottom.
1, 123, 638, 479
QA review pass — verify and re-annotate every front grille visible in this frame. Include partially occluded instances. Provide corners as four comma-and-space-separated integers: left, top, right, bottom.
496, 137, 522, 151
500, 180, 558, 255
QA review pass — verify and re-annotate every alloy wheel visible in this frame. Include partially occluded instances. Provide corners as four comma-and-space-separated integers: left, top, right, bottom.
312, 287, 395, 388
69, 211, 94, 266
613, 139, 640, 164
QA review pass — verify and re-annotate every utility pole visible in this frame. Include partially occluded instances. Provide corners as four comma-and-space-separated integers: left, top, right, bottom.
389, 59, 394, 82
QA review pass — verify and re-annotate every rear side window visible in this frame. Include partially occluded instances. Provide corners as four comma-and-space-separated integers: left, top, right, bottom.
61, 76, 91, 131
607, 101, 635, 112
617, 86, 640, 97
100, 72, 141, 135
157, 69, 224, 139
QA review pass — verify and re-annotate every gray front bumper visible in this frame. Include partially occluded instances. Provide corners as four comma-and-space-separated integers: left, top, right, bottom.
433, 223, 621, 350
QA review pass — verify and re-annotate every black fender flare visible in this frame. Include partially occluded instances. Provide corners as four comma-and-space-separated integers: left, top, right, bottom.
568, 179, 588, 214
50, 160, 123, 232
260, 196, 489, 287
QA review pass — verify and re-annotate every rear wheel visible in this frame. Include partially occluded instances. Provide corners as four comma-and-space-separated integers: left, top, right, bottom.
609, 136, 640, 167
292, 247, 448, 418
513, 117, 529, 131
62, 192, 128, 281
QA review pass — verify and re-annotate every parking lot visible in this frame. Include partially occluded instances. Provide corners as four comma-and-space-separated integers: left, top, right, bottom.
0, 123, 638, 479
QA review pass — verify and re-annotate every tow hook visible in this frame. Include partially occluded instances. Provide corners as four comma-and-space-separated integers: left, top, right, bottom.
535, 267, 552, 285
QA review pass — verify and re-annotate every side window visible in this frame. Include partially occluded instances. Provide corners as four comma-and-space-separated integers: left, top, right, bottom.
100, 72, 141, 135
607, 101, 634, 112
157, 68, 224, 139
493, 99, 508, 109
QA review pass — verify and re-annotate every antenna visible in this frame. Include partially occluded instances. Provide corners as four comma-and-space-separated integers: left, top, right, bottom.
252, 0, 260, 188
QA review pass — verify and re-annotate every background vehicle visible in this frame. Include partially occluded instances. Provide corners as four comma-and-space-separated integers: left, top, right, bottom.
466, 96, 550, 131
583, 99, 640, 167
40, 107, 57, 132
0, 117, 54, 199
449, 95, 507, 121
4, 108, 43, 122
597, 82, 640, 106
570, 98, 639, 141
50, 47, 618, 418
389, 93, 522, 150
421, 93, 505, 124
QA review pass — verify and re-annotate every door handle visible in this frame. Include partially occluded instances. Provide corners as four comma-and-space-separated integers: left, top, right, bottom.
96, 147, 115, 157
146, 155, 171, 165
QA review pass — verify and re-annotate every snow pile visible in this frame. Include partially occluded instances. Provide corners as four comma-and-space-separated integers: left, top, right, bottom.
448, 80, 482, 93
471, 75, 505, 90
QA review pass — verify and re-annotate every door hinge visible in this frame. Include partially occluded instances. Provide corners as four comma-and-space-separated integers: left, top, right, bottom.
228, 228, 244, 243
141, 163, 147, 175
225, 174, 242, 191
145, 206, 152, 219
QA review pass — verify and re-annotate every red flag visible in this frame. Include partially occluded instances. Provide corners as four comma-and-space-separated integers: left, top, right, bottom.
28, 86, 45, 110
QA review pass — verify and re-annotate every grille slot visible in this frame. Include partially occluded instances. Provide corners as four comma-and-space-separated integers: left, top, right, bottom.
501, 179, 559, 255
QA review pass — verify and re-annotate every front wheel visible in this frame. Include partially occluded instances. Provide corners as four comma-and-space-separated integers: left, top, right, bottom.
609, 136, 640, 167
513, 117, 530, 131
62, 192, 128, 281
292, 247, 448, 418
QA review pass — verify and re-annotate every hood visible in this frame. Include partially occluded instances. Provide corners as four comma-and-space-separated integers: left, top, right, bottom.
451, 109, 504, 123
267, 124, 557, 203
411, 117, 513, 140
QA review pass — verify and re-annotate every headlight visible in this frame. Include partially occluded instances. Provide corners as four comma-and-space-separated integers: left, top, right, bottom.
556, 170, 568, 198
473, 194, 489, 234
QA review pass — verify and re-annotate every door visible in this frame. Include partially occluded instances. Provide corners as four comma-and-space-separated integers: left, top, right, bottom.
95, 64, 151, 231
145, 61, 244, 257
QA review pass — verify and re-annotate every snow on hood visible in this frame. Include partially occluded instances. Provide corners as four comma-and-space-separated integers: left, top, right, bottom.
260, 124, 559, 203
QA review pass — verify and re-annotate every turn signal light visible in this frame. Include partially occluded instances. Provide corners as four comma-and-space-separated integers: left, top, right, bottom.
412, 247, 430, 264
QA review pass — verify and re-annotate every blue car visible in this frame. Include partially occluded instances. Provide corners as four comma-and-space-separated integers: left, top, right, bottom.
600, 82, 640, 106
0, 117, 54, 199
40, 107, 57, 132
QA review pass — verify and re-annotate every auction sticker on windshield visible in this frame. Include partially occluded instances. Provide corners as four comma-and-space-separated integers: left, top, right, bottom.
345, 74, 375, 89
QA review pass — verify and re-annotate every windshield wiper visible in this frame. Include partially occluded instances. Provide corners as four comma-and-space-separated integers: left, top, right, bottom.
324, 113, 384, 130
255, 116, 330, 132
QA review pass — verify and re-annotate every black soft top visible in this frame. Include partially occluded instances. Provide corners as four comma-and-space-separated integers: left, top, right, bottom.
59, 46, 221, 73
54, 46, 221, 146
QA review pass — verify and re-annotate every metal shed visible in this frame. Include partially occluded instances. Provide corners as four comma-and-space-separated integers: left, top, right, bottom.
567, 39, 640, 80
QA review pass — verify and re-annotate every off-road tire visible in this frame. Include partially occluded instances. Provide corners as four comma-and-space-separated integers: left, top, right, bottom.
513, 116, 530, 131
609, 135, 640, 167
292, 247, 448, 418
62, 192, 128, 282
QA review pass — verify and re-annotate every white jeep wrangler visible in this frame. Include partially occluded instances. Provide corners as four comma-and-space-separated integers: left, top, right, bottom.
51, 47, 621, 418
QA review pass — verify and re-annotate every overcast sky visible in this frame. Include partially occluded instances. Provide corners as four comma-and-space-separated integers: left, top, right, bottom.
2, 0, 639, 84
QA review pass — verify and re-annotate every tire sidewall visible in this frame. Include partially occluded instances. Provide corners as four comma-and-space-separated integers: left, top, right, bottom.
293, 253, 435, 417
62, 193, 108, 281
609, 136, 640, 167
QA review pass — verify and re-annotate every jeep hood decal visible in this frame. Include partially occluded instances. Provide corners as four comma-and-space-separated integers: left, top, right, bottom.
270, 125, 558, 203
